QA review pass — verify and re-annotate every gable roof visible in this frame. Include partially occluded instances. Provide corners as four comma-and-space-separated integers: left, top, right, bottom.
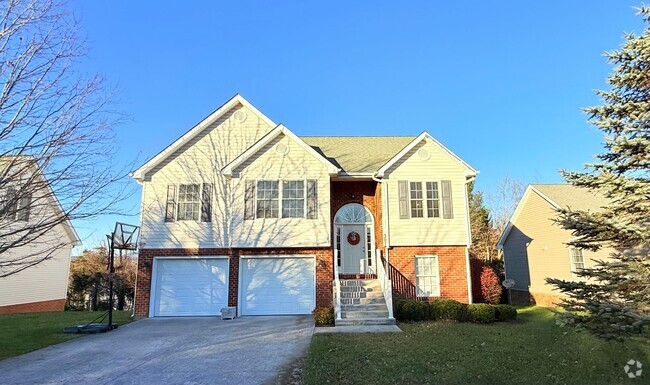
0, 156, 81, 246
132, 94, 275, 181
496, 184, 609, 249
530, 184, 610, 212
222, 124, 340, 176
375, 132, 478, 177
301, 136, 414, 174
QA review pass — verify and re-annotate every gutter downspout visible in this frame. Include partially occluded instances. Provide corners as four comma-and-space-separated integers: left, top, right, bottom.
464, 175, 476, 304
373, 173, 394, 318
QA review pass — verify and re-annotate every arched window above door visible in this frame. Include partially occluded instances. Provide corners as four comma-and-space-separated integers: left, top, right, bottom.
334, 203, 373, 224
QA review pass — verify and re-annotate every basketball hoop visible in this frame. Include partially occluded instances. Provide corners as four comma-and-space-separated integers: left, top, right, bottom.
112, 222, 140, 250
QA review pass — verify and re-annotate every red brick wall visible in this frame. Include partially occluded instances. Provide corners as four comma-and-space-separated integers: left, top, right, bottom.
389, 245, 470, 303
135, 247, 333, 318
0, 298, 65, 315
330, 181, 382, 243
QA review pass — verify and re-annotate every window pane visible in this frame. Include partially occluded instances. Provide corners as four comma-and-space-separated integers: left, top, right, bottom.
282, 180, 305, 218
177, 184, 200, 221
256, 181, 279, 218
426, 182, 440, 218
415, 256, 439, 297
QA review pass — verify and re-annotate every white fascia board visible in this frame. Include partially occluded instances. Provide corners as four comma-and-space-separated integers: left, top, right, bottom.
375, 131, 478, 177
131, 94, 276, 181
222, 124, 340, 177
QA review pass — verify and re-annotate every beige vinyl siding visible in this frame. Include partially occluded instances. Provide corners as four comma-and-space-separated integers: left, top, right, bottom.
502, 190, 611, 294
139, 103, 274, 248
384, 140, 469, 246
231, 133, 331, 247
0, 223, 73, 307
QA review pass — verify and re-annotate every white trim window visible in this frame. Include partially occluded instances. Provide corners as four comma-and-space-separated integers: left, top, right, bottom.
177, 184, 201, 221
569, 248, 585, 275
415, 255, 441, 297
409, 182, 424, 218
282, 180, 305, 218
256, 180, 279, 218
244, 179, 318, 220
399, 180, 449, 219
425, 181, 440, 218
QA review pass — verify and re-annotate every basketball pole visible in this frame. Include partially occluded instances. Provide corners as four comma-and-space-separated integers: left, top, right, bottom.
106, 233, 116, 330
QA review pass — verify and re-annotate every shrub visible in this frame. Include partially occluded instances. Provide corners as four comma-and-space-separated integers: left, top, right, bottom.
494, 304, 517, 321
429, 299, 465, 321
480, 266, 503, 304
467, 303, 496, 324
312, 307, 334, 326
397, 300, 428, 322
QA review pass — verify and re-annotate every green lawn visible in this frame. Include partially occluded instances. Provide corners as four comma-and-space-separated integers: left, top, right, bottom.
0, 311, 133, 360
305, 307, 649, 385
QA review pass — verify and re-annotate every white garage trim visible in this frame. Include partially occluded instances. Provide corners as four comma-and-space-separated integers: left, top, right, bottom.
149, 256, 229, 317
238, 255, 316, 316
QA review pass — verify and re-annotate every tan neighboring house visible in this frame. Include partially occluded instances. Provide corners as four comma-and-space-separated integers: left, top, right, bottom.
131, 94, 477, 325
497, 184, 610, 306
0, 166, 81, 314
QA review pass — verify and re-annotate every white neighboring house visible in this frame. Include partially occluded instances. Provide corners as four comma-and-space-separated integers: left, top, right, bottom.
0, 166, 81, 314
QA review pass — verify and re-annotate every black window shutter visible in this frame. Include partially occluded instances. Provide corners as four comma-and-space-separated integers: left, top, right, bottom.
398, 180, 409, 219
306, 180, 318, 219
16, 193, 31, 221
3, 188, 18, 220
441, 180, 454, 219
165, 184, 176, 222
201, 183, 213, 222
244, 180, 255, 220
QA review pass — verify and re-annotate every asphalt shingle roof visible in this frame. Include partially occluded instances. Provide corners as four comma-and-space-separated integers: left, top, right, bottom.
532, 184, 610, 212
300, 136, 415, 174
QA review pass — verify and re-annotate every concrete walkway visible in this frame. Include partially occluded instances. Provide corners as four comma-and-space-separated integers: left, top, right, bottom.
314, 325, 402, 333
0, 316, 314, 385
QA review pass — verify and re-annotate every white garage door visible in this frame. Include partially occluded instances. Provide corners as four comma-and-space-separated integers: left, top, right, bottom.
240, 256, 315, 315
152, 258, 229, 317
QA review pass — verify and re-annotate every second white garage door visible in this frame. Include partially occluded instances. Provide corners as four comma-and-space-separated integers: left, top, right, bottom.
239, 256, 315, 315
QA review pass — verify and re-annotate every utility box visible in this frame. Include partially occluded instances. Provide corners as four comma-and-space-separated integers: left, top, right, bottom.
221, 307, 236, 320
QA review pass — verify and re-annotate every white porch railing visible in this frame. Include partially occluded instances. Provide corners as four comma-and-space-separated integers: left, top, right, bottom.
375, 249, 394, 319
333, 249, 342, 320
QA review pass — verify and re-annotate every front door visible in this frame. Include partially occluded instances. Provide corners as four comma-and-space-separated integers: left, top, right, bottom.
341, 225, 366, 274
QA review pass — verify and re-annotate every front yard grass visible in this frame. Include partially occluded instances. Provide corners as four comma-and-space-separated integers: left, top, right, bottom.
0, 310, 133, 360
305, 306, 649, 385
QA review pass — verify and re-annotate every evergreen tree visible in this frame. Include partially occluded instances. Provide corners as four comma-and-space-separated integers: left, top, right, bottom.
546, 7, 650, 339
468, 182, 498, 261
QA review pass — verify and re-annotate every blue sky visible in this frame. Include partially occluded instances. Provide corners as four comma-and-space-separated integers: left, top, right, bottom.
70, 1, 644, 249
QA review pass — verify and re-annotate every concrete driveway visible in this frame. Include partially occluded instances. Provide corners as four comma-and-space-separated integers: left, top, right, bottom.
0, 316, 314, 385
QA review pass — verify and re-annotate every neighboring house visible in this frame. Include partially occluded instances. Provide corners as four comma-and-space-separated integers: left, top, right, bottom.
497, 184, 610, 306
0, 165, 81, 314
131, 94, 477, 324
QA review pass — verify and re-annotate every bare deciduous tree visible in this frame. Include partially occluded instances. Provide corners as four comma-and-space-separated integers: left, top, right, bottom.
0, 0, 132, 277
487, 175, 526, 236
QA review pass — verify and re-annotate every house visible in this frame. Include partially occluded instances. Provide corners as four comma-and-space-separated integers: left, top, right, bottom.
131, 94, 477, 324
0, 160, 81, 314
497, 184, 610, 306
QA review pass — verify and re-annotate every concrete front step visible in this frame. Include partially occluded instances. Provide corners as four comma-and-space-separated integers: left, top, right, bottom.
336, 317, 396, 326
342, 310, 389, 319
340, 297, 385, 305
340, 286, 377, 293
340, 291, 383, 299
339, 279, 380, 287
342, 303, 388, 311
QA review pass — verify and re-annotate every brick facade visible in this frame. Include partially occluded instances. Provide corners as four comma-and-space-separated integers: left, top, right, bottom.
135, 181, 471, 318
389, 245, 470, 303
0, 298, 65, 315
135, 247, 333, 318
